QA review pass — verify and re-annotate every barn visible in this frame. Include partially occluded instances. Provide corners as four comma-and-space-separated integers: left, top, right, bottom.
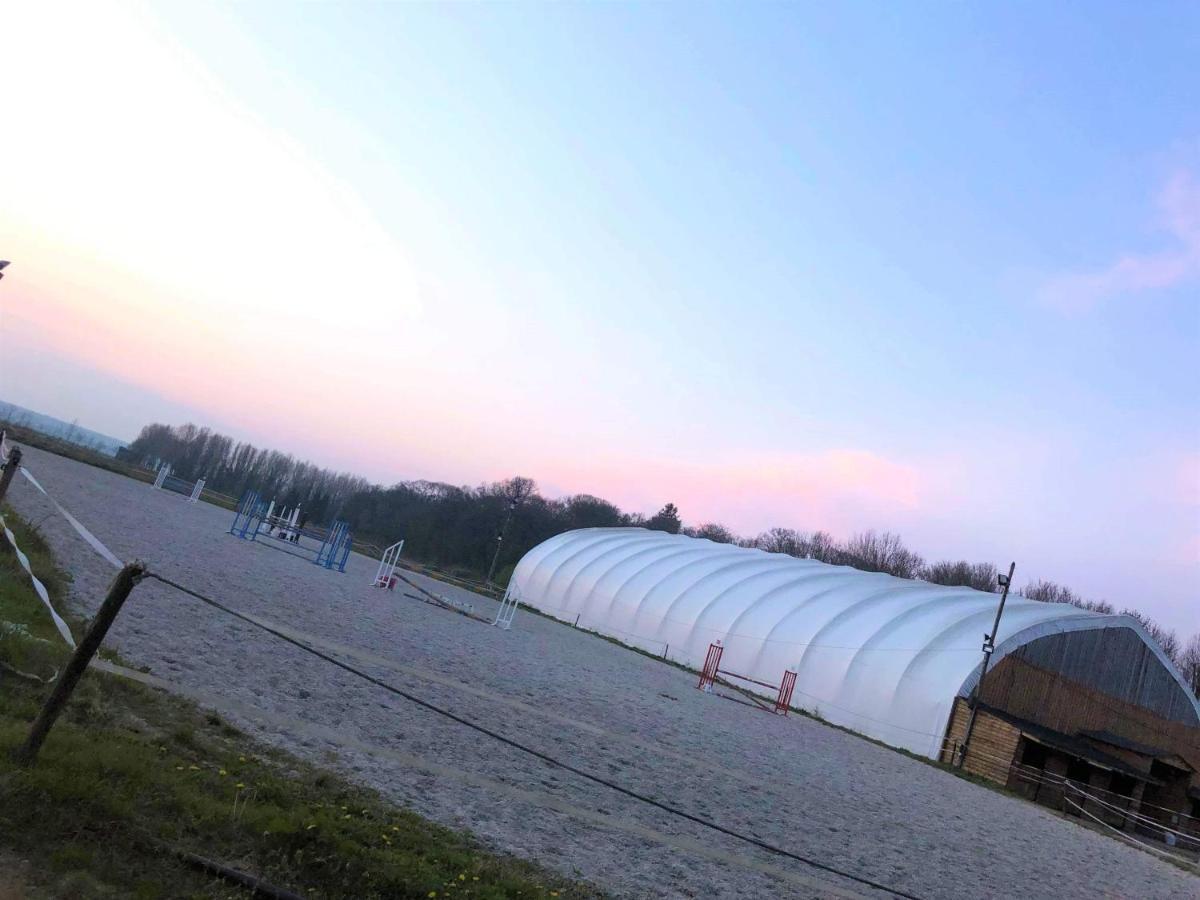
509, 527, 1200, 836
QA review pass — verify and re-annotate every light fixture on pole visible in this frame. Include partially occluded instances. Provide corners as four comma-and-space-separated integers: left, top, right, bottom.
485, 499, 517, 587
955, 561, 1016, 768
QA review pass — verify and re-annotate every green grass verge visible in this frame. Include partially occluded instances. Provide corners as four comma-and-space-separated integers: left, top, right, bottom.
0, 508, 601, 899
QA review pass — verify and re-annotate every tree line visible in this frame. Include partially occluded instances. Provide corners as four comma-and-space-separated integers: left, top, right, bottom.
127, 422, 1199, 694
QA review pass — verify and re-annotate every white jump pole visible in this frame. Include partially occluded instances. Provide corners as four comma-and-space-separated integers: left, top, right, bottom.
152, 464, 170, 489
288, 506, 300, 540
188, 478, 205, 503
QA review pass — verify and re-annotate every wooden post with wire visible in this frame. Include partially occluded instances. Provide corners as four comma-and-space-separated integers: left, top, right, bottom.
11, 561, 146, 767
0, 445, 22, 505
955, 561, 1016, 768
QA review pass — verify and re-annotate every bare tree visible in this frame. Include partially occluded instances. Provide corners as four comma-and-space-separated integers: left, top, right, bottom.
842, 530, 925, 579
499, 476, 537, 505
1179, 634, 1200, 698
806, 531, 841, 565
752, 527, 807, 557
1021, 579, 1114, 614
686, 522, 736, 544
924, 560, 999, 592
1122, 609, 1181, 664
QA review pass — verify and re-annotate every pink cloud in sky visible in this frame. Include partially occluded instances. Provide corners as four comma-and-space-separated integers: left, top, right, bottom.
538, 448, 925, 537
1040, 170, 1200, 310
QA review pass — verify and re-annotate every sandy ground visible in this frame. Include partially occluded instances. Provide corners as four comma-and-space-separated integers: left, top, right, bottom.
8, 444, 1198, 900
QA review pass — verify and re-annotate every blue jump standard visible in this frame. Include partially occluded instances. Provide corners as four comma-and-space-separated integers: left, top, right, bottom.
228, 489, 353, 573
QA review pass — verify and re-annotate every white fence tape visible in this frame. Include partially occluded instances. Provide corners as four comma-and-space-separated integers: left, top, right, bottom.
0, 512, 76, 648
17, 466, 46, 495
18, 467, 123, 569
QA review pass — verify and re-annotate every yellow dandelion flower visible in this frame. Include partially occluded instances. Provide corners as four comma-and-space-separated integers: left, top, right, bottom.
219, 769, 228, 777
307, 824, 317, 830
459, 874, 467, 881
188, 765, 199, 771
236, 782, 245, 789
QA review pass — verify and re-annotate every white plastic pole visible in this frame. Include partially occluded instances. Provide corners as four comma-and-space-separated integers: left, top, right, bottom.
188, 478, 205, 503
288, 506, 300, 540
153, 464, 170, 489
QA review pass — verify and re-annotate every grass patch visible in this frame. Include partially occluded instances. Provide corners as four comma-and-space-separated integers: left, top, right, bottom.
0, 506, 601, 899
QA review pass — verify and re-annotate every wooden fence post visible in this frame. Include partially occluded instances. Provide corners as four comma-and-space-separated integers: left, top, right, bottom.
11, 561, 146, 767
0, 446, 22, 505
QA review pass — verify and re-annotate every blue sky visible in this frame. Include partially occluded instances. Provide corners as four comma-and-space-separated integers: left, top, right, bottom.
1, 2, 1196, 632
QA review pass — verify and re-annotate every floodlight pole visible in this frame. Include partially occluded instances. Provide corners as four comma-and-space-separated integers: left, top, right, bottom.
484, 499, 517, 587
955, 561, 1016, 768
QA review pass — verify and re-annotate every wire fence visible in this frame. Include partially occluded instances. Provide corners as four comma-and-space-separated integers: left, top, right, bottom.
944, 739, 1200, 855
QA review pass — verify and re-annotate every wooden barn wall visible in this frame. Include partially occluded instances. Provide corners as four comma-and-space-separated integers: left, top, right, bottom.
1002, 627, 1197, 725
942, 697, 1021, 784
980, 656, 1200, 772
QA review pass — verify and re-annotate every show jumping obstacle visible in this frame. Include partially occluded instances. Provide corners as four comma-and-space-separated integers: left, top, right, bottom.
493, 585, 520, 630
697, 641, 797, 715
371, 540, 406, 589
228, 489, 353, 573
151, 464, 205, 503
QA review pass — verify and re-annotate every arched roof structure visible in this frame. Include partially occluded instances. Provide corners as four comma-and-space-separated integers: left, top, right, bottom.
510, 527, 1200, 757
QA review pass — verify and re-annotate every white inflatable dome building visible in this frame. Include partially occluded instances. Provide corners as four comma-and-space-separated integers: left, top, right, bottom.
507, 527, 1198, 758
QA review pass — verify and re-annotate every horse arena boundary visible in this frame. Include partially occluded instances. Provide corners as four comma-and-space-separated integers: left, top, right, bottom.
6, 442, 1197, 900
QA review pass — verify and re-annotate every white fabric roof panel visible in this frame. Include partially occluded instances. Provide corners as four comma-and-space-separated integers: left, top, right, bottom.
509, 527, 1196, 758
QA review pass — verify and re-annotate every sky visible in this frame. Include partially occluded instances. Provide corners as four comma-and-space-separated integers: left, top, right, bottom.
0, 2, 1197, 634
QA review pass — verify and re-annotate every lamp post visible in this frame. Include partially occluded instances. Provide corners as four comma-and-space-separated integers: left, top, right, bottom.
956, 561, 1016, 768
485, 499, 517, 588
